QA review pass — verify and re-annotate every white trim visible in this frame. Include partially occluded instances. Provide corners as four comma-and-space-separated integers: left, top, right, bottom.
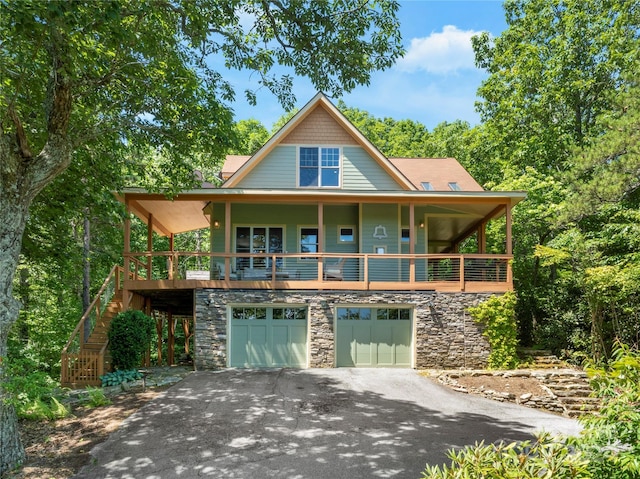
296, 145, 343, 189
338, 225, 356, 243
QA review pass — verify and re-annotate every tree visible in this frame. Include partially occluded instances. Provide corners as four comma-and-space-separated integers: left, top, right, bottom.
471, 0, 640, 350
0, 1, 403, 472
473, 0, 639, 173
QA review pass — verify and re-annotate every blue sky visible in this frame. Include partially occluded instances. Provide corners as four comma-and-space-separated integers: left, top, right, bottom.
227, 0, 508, 130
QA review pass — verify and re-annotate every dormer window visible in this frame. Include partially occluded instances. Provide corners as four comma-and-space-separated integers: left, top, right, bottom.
448, 182, 461, 191
299, 147, 340, 187
421, 182, 433, 191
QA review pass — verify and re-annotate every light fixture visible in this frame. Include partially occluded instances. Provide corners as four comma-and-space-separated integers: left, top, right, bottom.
419, 221, 425, 229
213, 219, 220, 229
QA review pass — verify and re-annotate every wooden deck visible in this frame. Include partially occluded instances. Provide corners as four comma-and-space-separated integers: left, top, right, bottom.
123, 252, 513, 293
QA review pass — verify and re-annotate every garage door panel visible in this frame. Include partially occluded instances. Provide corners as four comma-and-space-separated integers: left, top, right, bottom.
249, 325, 269, 366
354, 324, 372, 365
230, 325, 250, 367
336, 325, 355, 367
393, 324, 412, 365
289, 325, 308, 367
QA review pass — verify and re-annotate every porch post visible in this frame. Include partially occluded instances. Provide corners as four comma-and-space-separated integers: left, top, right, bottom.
147, 214, 153, 277
225, 201, 231, 278
123, 198, 131, 310
167, 310, 175, 366
167, 233, 175, 280
409, 203, 415, 283
506, 200, 513, 286
318, 203, 324, 281
505, 201, 513, 255
478, 223, 487, 254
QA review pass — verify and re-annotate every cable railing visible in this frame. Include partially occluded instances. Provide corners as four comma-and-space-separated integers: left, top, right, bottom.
123, 252, 512, 292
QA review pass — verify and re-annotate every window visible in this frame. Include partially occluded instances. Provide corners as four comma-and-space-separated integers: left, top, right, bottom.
401, 227, 411, 243
337, 307, 410, 321
337, 307, 371, 321
232, 307, 267, 320
235, 226, 283, 270
376, 308, 411, 320
421, 181, 434, 191
299, 147, 340, 187
338, 226, 355, 243
448, 182, 461, 191
300, 227, 319, 255
272, 307, 307, 320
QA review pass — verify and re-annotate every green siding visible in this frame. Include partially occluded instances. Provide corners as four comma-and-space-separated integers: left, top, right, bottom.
343, 146, 403, 190
235, 145, 297, 188
236, 145, 403, 191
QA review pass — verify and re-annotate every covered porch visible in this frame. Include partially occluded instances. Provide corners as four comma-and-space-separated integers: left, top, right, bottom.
119, 188, 525, 304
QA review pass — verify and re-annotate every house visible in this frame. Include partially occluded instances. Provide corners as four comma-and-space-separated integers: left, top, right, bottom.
61, 93, 525, 387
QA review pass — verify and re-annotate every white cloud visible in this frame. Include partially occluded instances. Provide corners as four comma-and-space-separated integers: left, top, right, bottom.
396, 25, 482, 74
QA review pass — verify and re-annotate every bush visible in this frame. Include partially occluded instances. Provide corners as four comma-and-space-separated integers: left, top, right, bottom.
581, 342, 640, 478
421, 343, 640, 479
421, 434, 590, 479
3, 357, 69, 420
84, 387, 112, 407
100, 369, 143, 387
469, 291, 519, 369
108, 309, 154, 370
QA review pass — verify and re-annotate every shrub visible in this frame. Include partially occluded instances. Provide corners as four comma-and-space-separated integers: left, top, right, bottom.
84, 387, 112, 407
100, 369, 143, 387
421, 434, 590, 479
108, 309, 154, 370
469, 291, 519, 369
580, 342, 640, 478
3, 357, 69, 420
421, 343, 640, 479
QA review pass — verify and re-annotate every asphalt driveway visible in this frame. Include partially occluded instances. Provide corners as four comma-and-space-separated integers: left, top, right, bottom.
74, 369, 581, 479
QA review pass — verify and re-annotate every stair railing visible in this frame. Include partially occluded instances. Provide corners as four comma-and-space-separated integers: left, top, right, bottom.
61, 265, 123, 387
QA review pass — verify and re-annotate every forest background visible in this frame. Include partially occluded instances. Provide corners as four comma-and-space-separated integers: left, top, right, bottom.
6, 0, 640, 412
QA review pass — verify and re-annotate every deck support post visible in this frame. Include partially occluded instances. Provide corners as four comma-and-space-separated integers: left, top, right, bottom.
147, 213, 154, 277
167, 310, 175, 366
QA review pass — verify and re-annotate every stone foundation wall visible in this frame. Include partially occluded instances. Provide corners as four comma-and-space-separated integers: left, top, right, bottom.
194, 289, 494, 370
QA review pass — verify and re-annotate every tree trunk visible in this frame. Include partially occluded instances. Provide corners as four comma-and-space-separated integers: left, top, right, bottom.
0, 198, 29, 474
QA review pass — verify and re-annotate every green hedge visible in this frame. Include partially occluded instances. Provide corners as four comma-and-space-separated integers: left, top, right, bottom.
108, 310, 154, 370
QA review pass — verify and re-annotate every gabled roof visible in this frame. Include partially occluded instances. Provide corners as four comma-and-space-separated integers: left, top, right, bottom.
388, 158, 484, 191
221, 92, 415, 190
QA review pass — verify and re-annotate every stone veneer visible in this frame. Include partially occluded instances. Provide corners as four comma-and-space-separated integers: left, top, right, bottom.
194, 289, 494, 370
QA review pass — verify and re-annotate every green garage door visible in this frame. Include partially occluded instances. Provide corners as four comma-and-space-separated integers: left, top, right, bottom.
229, 306, 307, 368
336, 307, 412, 367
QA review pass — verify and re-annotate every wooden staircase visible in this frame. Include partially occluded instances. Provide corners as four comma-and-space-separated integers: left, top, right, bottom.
61, 266, 125, 388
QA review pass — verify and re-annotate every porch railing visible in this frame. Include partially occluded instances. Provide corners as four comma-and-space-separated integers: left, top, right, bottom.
123, 252, 512, 292
61, 265, 124, 387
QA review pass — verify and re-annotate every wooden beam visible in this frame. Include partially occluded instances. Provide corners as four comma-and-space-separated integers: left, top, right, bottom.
409, 203, 415, 283
444, 204, 507, 253
167, 310, 175, 366
147, 213, 153, 274
128, 199, 172, 237
506, 201, 513, 255
318, 203, 324, 281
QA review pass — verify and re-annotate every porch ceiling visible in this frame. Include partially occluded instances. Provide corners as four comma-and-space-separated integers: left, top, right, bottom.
129, 199, 210, 236
121, 189, 524, 236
